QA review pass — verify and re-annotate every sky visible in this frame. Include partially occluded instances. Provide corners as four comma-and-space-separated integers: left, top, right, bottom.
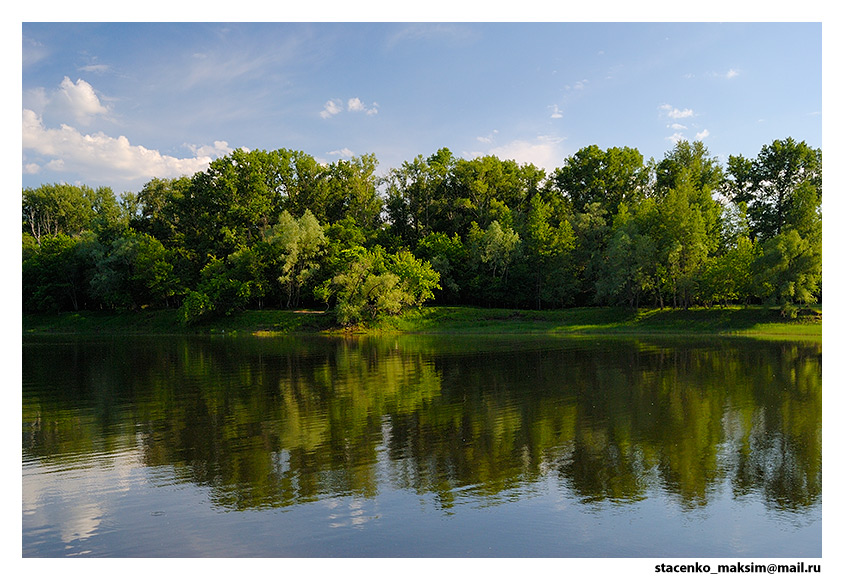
21, 20, 823, 195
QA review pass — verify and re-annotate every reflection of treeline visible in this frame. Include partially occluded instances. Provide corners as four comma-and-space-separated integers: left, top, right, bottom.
22, 336, 821, 512
22, 138, 821, 325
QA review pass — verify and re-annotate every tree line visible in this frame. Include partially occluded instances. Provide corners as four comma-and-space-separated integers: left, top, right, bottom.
22, 137, 821, 325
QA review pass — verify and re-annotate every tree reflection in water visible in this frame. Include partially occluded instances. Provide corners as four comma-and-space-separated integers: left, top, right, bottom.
23, 334, 821, 514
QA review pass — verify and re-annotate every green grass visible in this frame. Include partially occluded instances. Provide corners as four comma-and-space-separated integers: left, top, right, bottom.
373, 305, 821, 339
21, 309, 335, 336
23, 304, 820, 340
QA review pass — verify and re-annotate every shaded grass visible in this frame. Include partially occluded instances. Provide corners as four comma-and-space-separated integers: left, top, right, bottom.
22, 305, 820, 340
21, 309, 334, 336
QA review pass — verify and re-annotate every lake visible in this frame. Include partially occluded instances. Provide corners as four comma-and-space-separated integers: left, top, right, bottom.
22, 333, 821, 558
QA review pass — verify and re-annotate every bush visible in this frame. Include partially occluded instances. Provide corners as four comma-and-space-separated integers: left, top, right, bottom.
317, 246, 440, 326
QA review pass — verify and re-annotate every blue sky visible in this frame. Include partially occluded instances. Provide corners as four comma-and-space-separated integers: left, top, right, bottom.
21, 20, 822, 194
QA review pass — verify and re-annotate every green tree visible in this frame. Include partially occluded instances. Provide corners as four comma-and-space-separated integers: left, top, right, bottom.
415, 231, 467, 304
656, 179, 709, 308
699, 236, 756, 306
177, 254, 258, 325
724, 138, 822, 309
128, 176, 192, 245
463, 220, 522, 306
595, 203, 656, 307
654, 140, 723, 256
22, 233, 100, 312
521, 196, 577, 308
266, 210, 327, 308
754, 229, 821, 312
272, 149, 326, 219
631, 177, 709, 309
468, 220, 521, 281
725, 138, 821, 241
384, 154, 436, 247
655, 140, 723, 198
320, 154, 383, 232
316, 247, 440, 326
569, 202, 610, 305
90, 231, 179, 310
551, 145, 648, 216
443, 155, 543, 237
23, 183, 120, 243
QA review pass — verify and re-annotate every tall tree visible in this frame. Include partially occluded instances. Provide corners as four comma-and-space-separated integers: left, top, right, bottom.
415, 231, 467, 304
725, 138, 822, 309
384, 154, 434, 247
725, 137, 821, 241
655, 140, 723, 198
321, 154, 383, 231
128, 176, 192, 245
22, 233, 101, 312
90, 231, 179, 310
655, 140, 723, 256
22, 183, 119, 243
595, 203, 656, 308
266, 210, 327, 308
521, 195, 577, 308
551, 145, 648, 216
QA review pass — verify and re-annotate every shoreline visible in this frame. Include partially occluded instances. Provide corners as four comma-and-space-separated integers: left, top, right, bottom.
22, 305, 822, 341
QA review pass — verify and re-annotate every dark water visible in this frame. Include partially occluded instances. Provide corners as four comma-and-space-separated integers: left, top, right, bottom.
22, 333, 821, 558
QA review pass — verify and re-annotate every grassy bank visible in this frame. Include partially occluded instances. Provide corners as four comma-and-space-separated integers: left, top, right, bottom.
374, 305, 822, 339
21, 309, 334, 336
22, 305, 821, 339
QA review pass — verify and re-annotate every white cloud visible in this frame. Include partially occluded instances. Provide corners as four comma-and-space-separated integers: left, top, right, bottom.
695, 129, 710, 140
667, 132, 685, 144
725, 68, 740, 79
53, 77, 110, 126
670, 123, 687, 130
347, 97, 378, 115
550, 105, 563, 119
23, 109, 221, 185
79, 64, 111, 74
659, 104, 695, 119
565, 79, 589, 91
476, 130, 499, 144
23, 87, 49, 113
321, 97, 378, 118
25, 77, 112, 129
22, 37, 49, 68
328, 148, 355, 158
483, 135, 565, 171
320, 99, 343, 119
187, 141, 234, 158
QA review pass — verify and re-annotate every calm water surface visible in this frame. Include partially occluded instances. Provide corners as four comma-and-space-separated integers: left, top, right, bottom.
22, 334, 821, 557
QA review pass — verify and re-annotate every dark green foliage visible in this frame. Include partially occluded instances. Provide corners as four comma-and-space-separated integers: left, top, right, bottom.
415, 232, 467, 303
90, 231, 179, 310
22, 233, 99, 312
